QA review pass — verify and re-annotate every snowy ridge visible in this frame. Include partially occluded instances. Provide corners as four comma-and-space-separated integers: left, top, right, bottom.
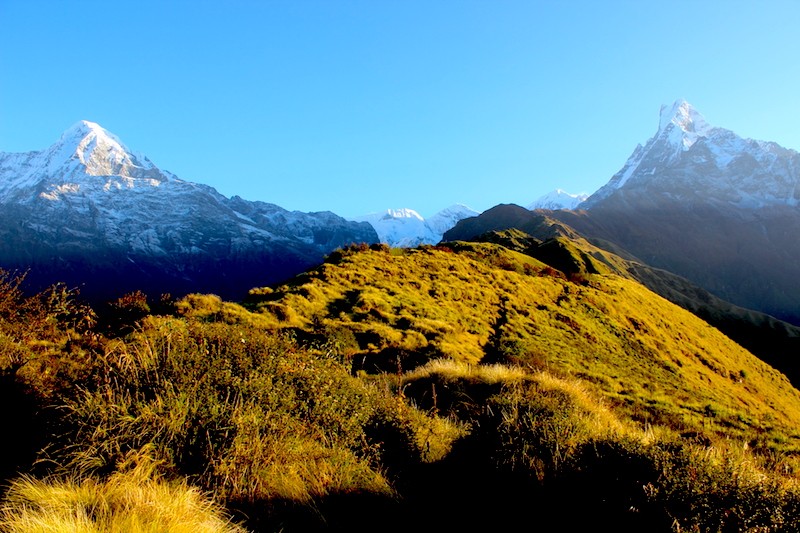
528, 189, 589, 211
0, 120, 377, 258
0, 120, 168, 204
583, 99, 800, 208
352, 204, 480, 247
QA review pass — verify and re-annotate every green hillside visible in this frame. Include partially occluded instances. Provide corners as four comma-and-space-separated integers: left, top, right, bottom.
242, 243, 800, 446
3, 241, 800, 532
445, 204, 800, 386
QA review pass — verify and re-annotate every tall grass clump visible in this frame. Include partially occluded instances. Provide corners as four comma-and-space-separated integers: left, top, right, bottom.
480, 374, 800, 530
51, 315, 431, 509
642, 441, 800, 532
486, 372, 631, 480
0, 450, 245, 533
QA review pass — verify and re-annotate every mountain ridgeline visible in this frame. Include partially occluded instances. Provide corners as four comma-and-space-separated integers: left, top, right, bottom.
0, 121, 378, 303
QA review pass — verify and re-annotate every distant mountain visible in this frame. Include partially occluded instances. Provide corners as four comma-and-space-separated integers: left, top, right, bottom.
444, 204, 581, 242
351, 204, 479, 247
551, 100, 800, 325
528, 189, 588, 210
0, 120, 378, 302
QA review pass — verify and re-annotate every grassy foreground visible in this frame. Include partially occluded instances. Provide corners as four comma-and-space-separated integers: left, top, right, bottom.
2, 241, 800, 531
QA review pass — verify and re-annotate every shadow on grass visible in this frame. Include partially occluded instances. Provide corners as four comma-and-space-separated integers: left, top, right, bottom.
226, 435, 673, 533
0, 369, 48, 488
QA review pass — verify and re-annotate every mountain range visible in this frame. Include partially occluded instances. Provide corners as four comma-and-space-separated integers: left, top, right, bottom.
349, 205, 480, 248
0, 120, 377, 302
3, 99, 800, 332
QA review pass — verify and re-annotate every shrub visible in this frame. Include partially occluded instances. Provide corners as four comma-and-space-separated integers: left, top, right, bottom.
53, 317, 429, 506
99, 290, 151, 336
646, 442, 800, 532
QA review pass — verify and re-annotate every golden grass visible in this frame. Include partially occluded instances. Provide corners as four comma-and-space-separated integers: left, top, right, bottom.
4, 242, 800, 530
0, 457, 245, 533
176, 293, 279, 328
405, 408, 469, 463
209, 406, 393, 503
529, 371, 639, 443
244, 244, 800, 453
403, 359, 529, 385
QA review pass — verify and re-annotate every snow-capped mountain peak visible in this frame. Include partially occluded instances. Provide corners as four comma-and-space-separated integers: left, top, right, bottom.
351, 204, 480, 247
0, 120, 169, 201
379, 208, 424, 221
528, 189, 589, 211
57, 120, 157, 178
583, 100, 800, 209
658, 99, 713, 150
659, 99, 712, 136
426, 204, 480, 236
61, 120, 119, 144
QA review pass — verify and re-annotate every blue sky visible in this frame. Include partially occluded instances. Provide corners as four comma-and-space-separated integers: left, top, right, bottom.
2, 1, 799, 218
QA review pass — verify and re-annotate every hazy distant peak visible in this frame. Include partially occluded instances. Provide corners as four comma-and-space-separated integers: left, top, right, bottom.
431, 203, 477, 216
351, 204, 480, 247
529, 189, 589, 211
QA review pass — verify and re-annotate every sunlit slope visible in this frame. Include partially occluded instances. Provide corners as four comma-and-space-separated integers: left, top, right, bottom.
467, 223, 800, 387
239, 243, 800, 448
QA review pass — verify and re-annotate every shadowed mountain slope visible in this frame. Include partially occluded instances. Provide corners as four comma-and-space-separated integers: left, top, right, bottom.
558, 101, 800, 325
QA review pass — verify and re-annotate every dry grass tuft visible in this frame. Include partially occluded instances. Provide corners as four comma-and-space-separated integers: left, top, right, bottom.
0, 453, 245, 533
403, 359, 529, 385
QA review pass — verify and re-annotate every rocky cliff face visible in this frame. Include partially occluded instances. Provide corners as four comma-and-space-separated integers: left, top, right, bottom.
0, 120, 378, 302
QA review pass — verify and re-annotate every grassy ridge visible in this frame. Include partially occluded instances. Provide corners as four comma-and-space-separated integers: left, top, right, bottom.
241, 243, 800, 451
449, 205, 800, 385
3, 240, 800, 531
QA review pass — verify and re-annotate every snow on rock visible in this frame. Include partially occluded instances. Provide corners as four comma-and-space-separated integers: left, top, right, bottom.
0, 120, 378, 260
528, 189, 589, 211
352, 204, 480, 247
583, 100, 800, 208
426, 204, 481, 237
658, 99, 713, 149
